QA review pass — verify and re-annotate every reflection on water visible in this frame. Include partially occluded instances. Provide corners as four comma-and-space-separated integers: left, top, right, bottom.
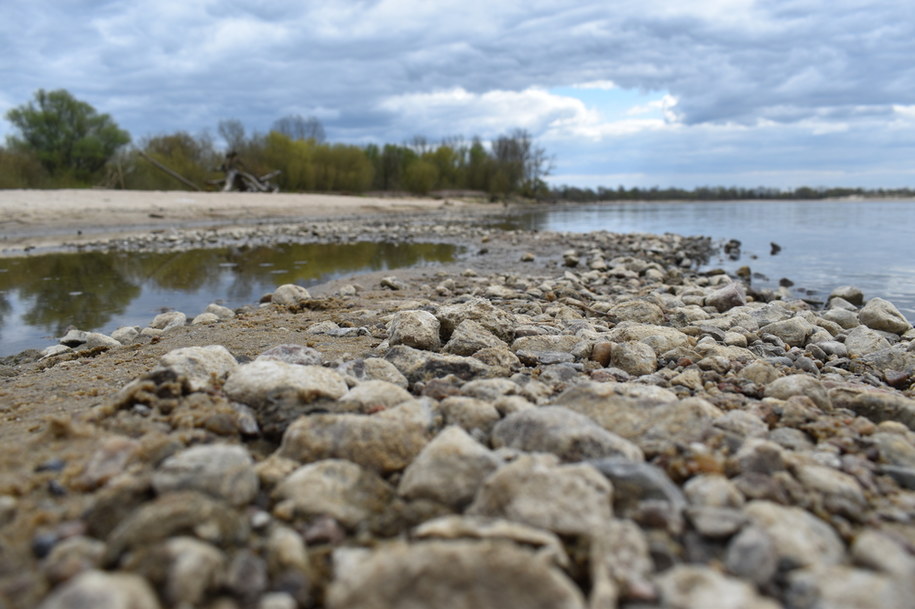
496, 199, 915, 322
0, 242, 459, 356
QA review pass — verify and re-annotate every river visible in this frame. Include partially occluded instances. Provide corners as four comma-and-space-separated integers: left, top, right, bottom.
498, 198, 915, 322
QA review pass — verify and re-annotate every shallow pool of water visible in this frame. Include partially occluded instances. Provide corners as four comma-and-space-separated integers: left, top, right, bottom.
0, 241, 459, 356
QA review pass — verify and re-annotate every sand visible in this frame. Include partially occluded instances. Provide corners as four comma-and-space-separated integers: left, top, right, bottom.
0, 189, 472, 254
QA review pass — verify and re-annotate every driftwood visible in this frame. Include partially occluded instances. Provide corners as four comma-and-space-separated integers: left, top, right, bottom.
138, 151, 202, 191
138, 150, 280, 193
208, 152, 281, 193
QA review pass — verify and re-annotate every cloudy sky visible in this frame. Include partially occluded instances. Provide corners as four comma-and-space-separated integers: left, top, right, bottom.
2, 0, 915, 189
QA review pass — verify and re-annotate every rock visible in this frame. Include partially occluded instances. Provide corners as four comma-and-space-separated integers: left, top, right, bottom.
829, 285, 864, 306
40, 536, 105, 585
468, 454, 613, 536
414, 515, 569, 568
158, 345, 238, 392
326, 540, 586, 609
845, 325, 892, 357
273, 460, 393, 528
259, 592, 298, 609
725, 525, 778, 584
870, 432, 915, 467
608, 300, 664, 324
277, 399, 437, 473
589, 518, 654, 605
389, 310, 442, 351
851, 529, 915, 578
82, 332, 121, 348
111, 326, 140, 345
42, 344, 72, 358
687, 506, 747, 537
743, 500, 844, 569
440, 396, 500, 439
384, 345, 490, 385
764, 374, 831, 411
587, 457, 687, 515
59, 328, 88, 347
656, 565, 780, 609
104, 490, 249, 564
266, 525, 310, 573
443, 319, 506, 355
380, 275, 407, 290
511, 334, 581, 354
734, 439, 786, 474
150, 311, 186, 330
436, 298, 516, 342
191, 312, 220, 325
760, 317, 815, 347
794, 463, 866, 516
338, 380, 413, 413
607, 324, 691, 355
737, 361, 779, 385
257, 344, 323, 366
38, 570, 160, 609
684, 474, 744, 508
399, 427, 502, 509
859, 297, 912, 334
554, 383, 721, 448
337, 357, 408, 388
74, 435, 140, 491
610, 341, 658, 376
152, 444, 258, 506
828, 386, 915, 430
223, 360, 348, 408
271, 284, 311, 306
205, 303, 235, 319
163, 537, 225, 605
705, 282, 747, 313
472, 346, 521, 375
0, 495, 17, 527
822, 307, 860, 329
491, 406, 644, 462
785, 565, 909, 609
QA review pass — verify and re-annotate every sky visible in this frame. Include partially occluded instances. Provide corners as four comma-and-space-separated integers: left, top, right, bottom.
2, 0, 915, 189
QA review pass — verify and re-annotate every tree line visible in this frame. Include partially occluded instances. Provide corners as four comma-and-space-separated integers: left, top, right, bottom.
4, 89, 914, 201
1, 89, 551, 199
550, 184, 915, 202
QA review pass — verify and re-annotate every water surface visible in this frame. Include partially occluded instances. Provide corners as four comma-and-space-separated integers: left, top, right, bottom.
0, 241, 458, 356
499, 199, 915, 321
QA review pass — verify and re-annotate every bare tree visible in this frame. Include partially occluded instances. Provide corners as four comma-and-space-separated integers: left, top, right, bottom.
218, 119, 246, 151
272, 114, 326, 142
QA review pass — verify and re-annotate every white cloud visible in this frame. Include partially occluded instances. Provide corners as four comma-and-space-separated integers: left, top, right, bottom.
3, 0, 915, 187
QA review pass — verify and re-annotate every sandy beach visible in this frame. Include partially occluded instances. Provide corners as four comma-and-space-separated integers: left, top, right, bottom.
0, 189, 472, 254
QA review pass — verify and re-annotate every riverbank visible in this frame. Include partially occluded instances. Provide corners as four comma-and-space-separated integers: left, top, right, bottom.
0, 189, 488, 255
1, 194, 915, 608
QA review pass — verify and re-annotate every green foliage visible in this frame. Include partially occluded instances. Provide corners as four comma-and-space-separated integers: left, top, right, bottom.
5, 89, 130, 185
121, 132, 220, 190
0, 147, 50, 188
403, 159, 439, 194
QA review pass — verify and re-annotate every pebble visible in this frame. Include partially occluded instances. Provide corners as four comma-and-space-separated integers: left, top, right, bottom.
38, 570, 160, 609
158, 345, 238, 392
152, 443, 259, 506
14, 224, 915, 609
491, 406, 644, 462
388, 310, 442, 351
149, 310, 186, 330
468, 454, 613, 536
326, 540, 586, 609
223, 360, 349, 408
273, 459, 392, 528
399, 426, 501, 508
270, 284, 311, 306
